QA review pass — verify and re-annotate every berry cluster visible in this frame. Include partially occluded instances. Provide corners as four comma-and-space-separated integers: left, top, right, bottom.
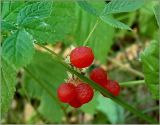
57, 82, 93, 108
57, 46, 120, 108
90, 67, 120, 96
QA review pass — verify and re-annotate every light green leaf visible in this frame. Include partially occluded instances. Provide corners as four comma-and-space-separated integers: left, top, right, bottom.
140, 40, 159, 99
100, 15, 132, 30
17, 1, 52, 25
154, 2, 160, 28
77, 0, 99, 16
97, 95, 124, 124
1, 57, 17, 118
2, 29, 34, 68
102, 0, 145, 15
24, 51, 67, 123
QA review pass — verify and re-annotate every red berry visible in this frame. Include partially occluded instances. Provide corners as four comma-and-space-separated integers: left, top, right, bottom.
70, 46, 94, 68
104, 80, 120, 96
76, 83, 94, 104
69, 97, 82, 108
90, 67, 108, 87
57, 83, 76, 103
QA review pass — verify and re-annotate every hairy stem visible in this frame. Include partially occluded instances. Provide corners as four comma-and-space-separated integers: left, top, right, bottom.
37, 44, 157, 124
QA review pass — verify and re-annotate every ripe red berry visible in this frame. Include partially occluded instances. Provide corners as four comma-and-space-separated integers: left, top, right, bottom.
90, 67, 108, 87
69, 97, 82, 108
76, 83, 94, 104
57, 83, 76, 103
70, 46, 94, 68
104, 80, 120, 96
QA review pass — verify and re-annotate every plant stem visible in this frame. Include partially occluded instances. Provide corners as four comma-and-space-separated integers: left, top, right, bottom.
37, 44, 157, 124
107, 57, 144, 78
24, 67, 69, 122
120, 80, 145, 86
83, 19, 100, 46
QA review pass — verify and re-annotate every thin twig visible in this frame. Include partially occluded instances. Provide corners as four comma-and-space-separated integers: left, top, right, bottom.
83, 19, 100, 46
120, 80, 145, 86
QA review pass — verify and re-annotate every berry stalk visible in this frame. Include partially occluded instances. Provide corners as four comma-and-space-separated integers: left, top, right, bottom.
83, 19, 100, 46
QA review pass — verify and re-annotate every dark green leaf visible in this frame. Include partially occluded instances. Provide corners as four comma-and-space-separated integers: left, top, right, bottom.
17, 1, 52, 25
77, 0, 99, 16
2, 29, 34, 68
24, 51, 67, 123
140, 40, 159, 99
100, 15, 132, 30
1, 57, 17, 118
102, 0, 145, 15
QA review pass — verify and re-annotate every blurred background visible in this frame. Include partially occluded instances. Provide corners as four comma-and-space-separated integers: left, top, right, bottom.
1, 0, 159, 124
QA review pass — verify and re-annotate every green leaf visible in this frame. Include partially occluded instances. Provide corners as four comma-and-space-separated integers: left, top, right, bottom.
17, 1, 52, 25
26, 2, 74, 44
100, 15, 132, 30
97, 95, 124, 124
2, 29, 34, 68
102, 0, 145, 15
1, 20, 17, 31
1, 0, 11, 18
77, 0, 99, 16
1, 57, 17, 118
138, 2, 158, 38
24, 51, 67, 123
38, 92, 64, 123
154, 3, 160, 28
140, 40, 159, 99
3, 1, 25, 22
